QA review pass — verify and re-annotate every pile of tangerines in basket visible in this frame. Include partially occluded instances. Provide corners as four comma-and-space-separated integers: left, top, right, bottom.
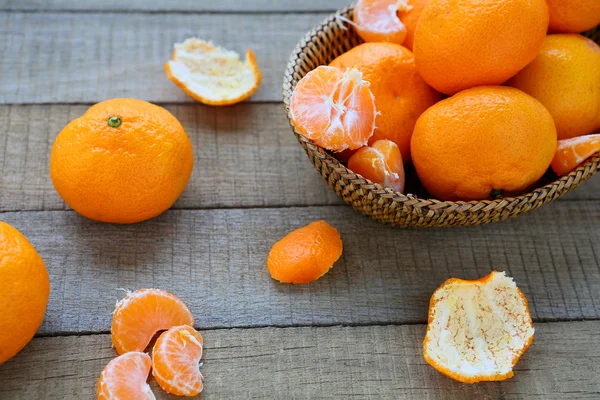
290, 0, 600, 201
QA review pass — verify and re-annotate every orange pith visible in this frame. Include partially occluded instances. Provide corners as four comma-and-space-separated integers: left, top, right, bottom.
348, 140, 405, 192
97, 351, 155, 400
413, 0, 549, 95
152, 325, 204, 396
289, 66, 376, 152
111, 289, 194, 355
0, 221, 50, 365
330, 42, 440, 161
423, 271, 535, 384
352, 0, 411, 44
546, 0, 600, 33
551, 134, 600, 176
411, 86, 557, 201
267, 220, 343, 284
508, 34, 600, 140
165, 38, 262, 106
50, 98, 194, 224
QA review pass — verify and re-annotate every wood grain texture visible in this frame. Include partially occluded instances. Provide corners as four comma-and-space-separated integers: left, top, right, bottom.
0, 104, 342, 211
0, 0, 347, 12
1, 321, 599, 399
0, 104, 597, 214
1, 202, 598, 335
0, 12, 330, 103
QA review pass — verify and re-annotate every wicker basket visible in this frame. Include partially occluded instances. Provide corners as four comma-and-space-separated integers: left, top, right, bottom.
283, 5, 600, 228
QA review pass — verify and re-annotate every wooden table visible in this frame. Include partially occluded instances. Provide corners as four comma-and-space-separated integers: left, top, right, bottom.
1, 1, 599, 399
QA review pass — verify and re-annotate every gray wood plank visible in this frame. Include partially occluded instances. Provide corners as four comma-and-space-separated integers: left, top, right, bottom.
0, 104, 596, 213
0, 202, 598, 335
1, 321, 599, 399
0, 11, 329, 104
0, 0, 347, 12
0, 104, 342, 211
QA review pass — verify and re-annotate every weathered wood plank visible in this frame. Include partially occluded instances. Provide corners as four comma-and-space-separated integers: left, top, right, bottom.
1, 321, 599, 399
0, 104, 597, 213
1, 0, 347, 12
0, 104, 342, 211
0, 202, 598, 335
0, 12, 329, 103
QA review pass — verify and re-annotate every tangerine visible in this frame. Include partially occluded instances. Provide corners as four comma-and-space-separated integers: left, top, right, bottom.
551, 134, 600, 176
97, 352, 155, 400
348, 140, 405, 192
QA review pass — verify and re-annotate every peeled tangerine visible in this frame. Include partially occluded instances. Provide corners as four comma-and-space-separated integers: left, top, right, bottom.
97, 352, 155, 400
165, 38, 261, 105
111, 289, 194, 354
551, 134, 600, 176
289, 66, 376, 152
348, 140, 405, 192
424, 271, 534, 384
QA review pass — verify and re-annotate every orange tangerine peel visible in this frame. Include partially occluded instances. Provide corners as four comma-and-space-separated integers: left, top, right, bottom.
290, 66, 376, 152
165, 38, 261, 106
111, 288, 194, 354
97, 352, 155, 400
152, 325, 204, 396
423, 271, 534, 384
551, 134, 600, 176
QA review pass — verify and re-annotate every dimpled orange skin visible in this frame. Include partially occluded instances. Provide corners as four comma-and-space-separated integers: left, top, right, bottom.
330, 43, 440, 162
411, 86, 557, 201
546, 0, 600, 33
50, 98, 194, 224
267, 220, 343, 284
0, 221, 50, 365
413, 0, 549, 95
399, 0, 430, 51
508, 34, 600, 140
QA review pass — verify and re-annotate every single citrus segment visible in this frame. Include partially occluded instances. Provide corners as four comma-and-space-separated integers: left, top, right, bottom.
330, 42, 440, 161
111, 289, 194, 355
508, 34, 600, 140
551, 134, 600, 176
267, 220, 343, 284
352, 0, 411, 44
348, 140, 405, 192
546, 0, 600, 33
50, 98, 194, 224
413, 0, 549, 95
289, 66, 376, 152
97, 351, 155, 400
0, 222, 49, 365
424, 271, 534, 384
411, 86, 557, 201
152, 325, 204, 396
165, 38, 261, 105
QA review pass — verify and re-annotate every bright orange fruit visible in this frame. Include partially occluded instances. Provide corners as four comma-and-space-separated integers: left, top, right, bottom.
97, 352, 155, 400
111, 289, 194, 355
411, 86, 557, 201
152, 325, 204, 396
551, 134, 600, 176
546, 0, 600, 33
50, 98, 194, 224
0, 221, 49, 365
289, 66, 376, 152
330, 42, 440, 161
508, 34, 600, 140
267, 220, 343, 284
348, 140, 405, 192
398, 0, 430, 51
424, 271, 534, 384
352, 0, 411, 44
165, 38, 261, 106
413, 0, 549, 95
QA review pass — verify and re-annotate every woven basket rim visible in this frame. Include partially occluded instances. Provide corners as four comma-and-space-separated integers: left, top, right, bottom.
282, 5, 600, 215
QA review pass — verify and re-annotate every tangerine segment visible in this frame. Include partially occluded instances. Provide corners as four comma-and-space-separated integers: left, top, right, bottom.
111, 289, 194, 355
551, 134, 600, 176
97, 352, 155, 400
290, 66, 376, 152
348, 140, 405, 192
152, 325, 204, 396
353, 0, 411, 44
267, 220, 343, 284
424, 271, 534, 384
165, 38, 261, 106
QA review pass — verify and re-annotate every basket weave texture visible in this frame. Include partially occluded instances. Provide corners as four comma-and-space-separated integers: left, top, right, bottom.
283, 5, 600, 228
